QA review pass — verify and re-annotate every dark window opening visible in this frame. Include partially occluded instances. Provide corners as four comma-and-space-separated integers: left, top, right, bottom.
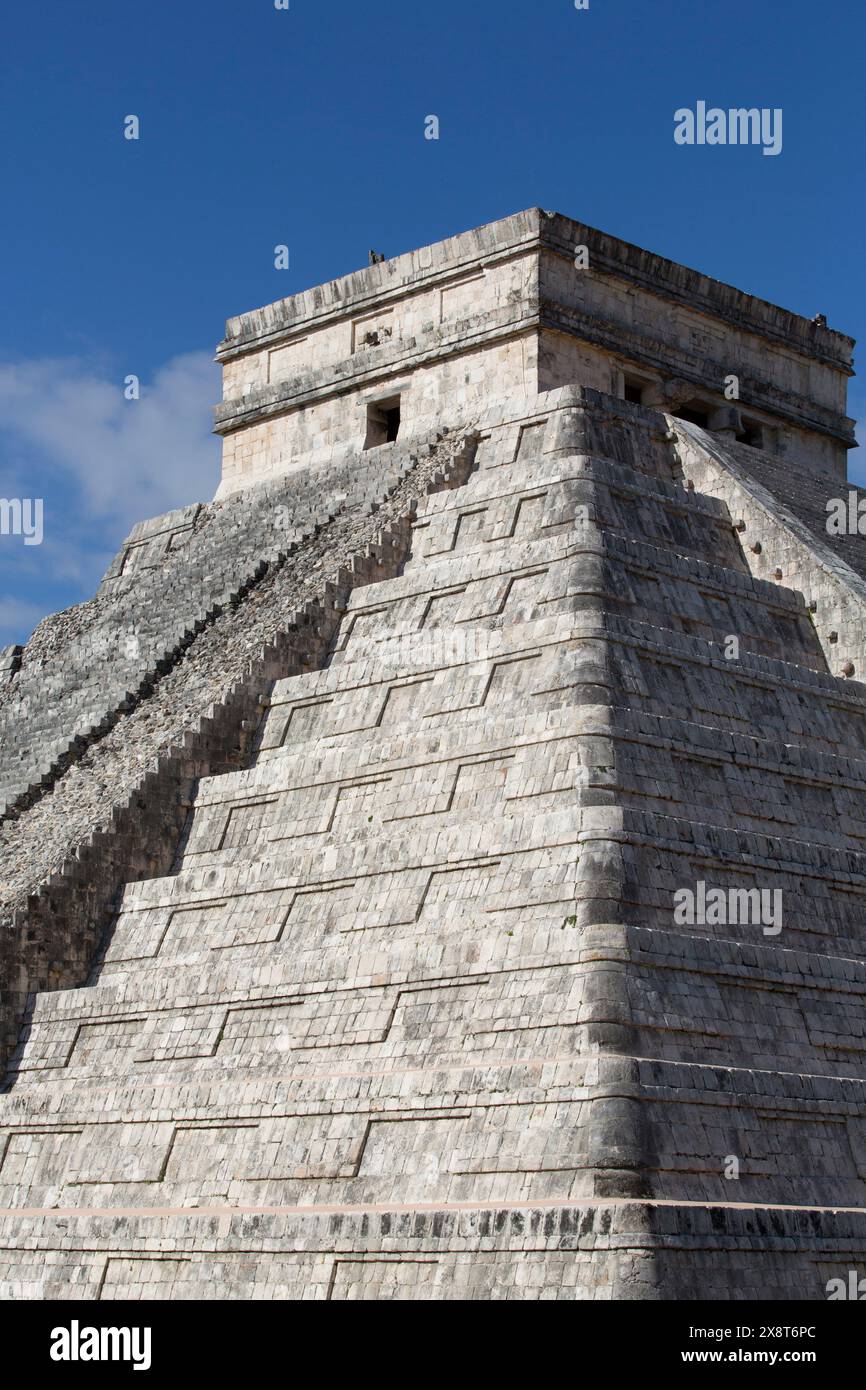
673, 405, 710, 429
623, 375, 645, 405
737, 419, 764, 450
364, 396, 402, 449
383, 406, 401, 442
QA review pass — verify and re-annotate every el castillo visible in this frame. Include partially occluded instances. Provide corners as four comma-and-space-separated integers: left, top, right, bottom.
2, 208, 866, 1301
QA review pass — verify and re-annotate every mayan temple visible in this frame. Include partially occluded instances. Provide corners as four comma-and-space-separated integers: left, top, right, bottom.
3, 207, 866, 1302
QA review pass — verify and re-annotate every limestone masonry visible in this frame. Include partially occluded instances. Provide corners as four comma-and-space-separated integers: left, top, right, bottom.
1, 209, 865, 1300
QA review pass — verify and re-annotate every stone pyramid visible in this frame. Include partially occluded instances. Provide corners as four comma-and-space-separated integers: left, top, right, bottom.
2, 210, 865, 1300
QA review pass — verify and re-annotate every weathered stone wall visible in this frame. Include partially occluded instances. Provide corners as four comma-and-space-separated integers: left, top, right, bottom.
2, 387, 866, 1299
221, 250, 533, 399
1, 197, 863, 1300
214, 209, 855, 495
540, 212, 852, 473
673, 422, 866, 679
0, 441, 440, 818
0, 432, 479, 1075
5, 1203, 866, 1301
217, 339, 534, 494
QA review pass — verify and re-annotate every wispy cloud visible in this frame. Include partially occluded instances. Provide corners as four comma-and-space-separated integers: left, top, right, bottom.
0, 350, 220, 645
0, 596, 52, 645
0, 350, 220, 530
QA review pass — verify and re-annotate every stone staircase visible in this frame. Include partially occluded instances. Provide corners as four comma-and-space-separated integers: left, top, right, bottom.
0, 445, 424, 819
2, 393, 866, 1299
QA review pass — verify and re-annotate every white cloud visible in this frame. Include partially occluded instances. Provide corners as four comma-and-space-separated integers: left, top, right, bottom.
0, 595, 51, 644
0, 349, 222, 645
0, 350, 221, 533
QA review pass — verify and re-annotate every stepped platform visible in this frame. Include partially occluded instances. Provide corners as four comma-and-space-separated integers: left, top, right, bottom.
1, 211, 864, 1299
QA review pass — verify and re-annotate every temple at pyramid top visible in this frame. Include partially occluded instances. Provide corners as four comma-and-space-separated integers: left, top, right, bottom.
213, 207, 856, 497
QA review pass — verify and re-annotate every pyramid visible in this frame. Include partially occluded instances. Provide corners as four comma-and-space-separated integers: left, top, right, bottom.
2, 210, 866, 1300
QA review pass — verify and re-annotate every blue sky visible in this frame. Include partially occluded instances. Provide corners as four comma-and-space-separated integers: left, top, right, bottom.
1, 0, 864, 646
